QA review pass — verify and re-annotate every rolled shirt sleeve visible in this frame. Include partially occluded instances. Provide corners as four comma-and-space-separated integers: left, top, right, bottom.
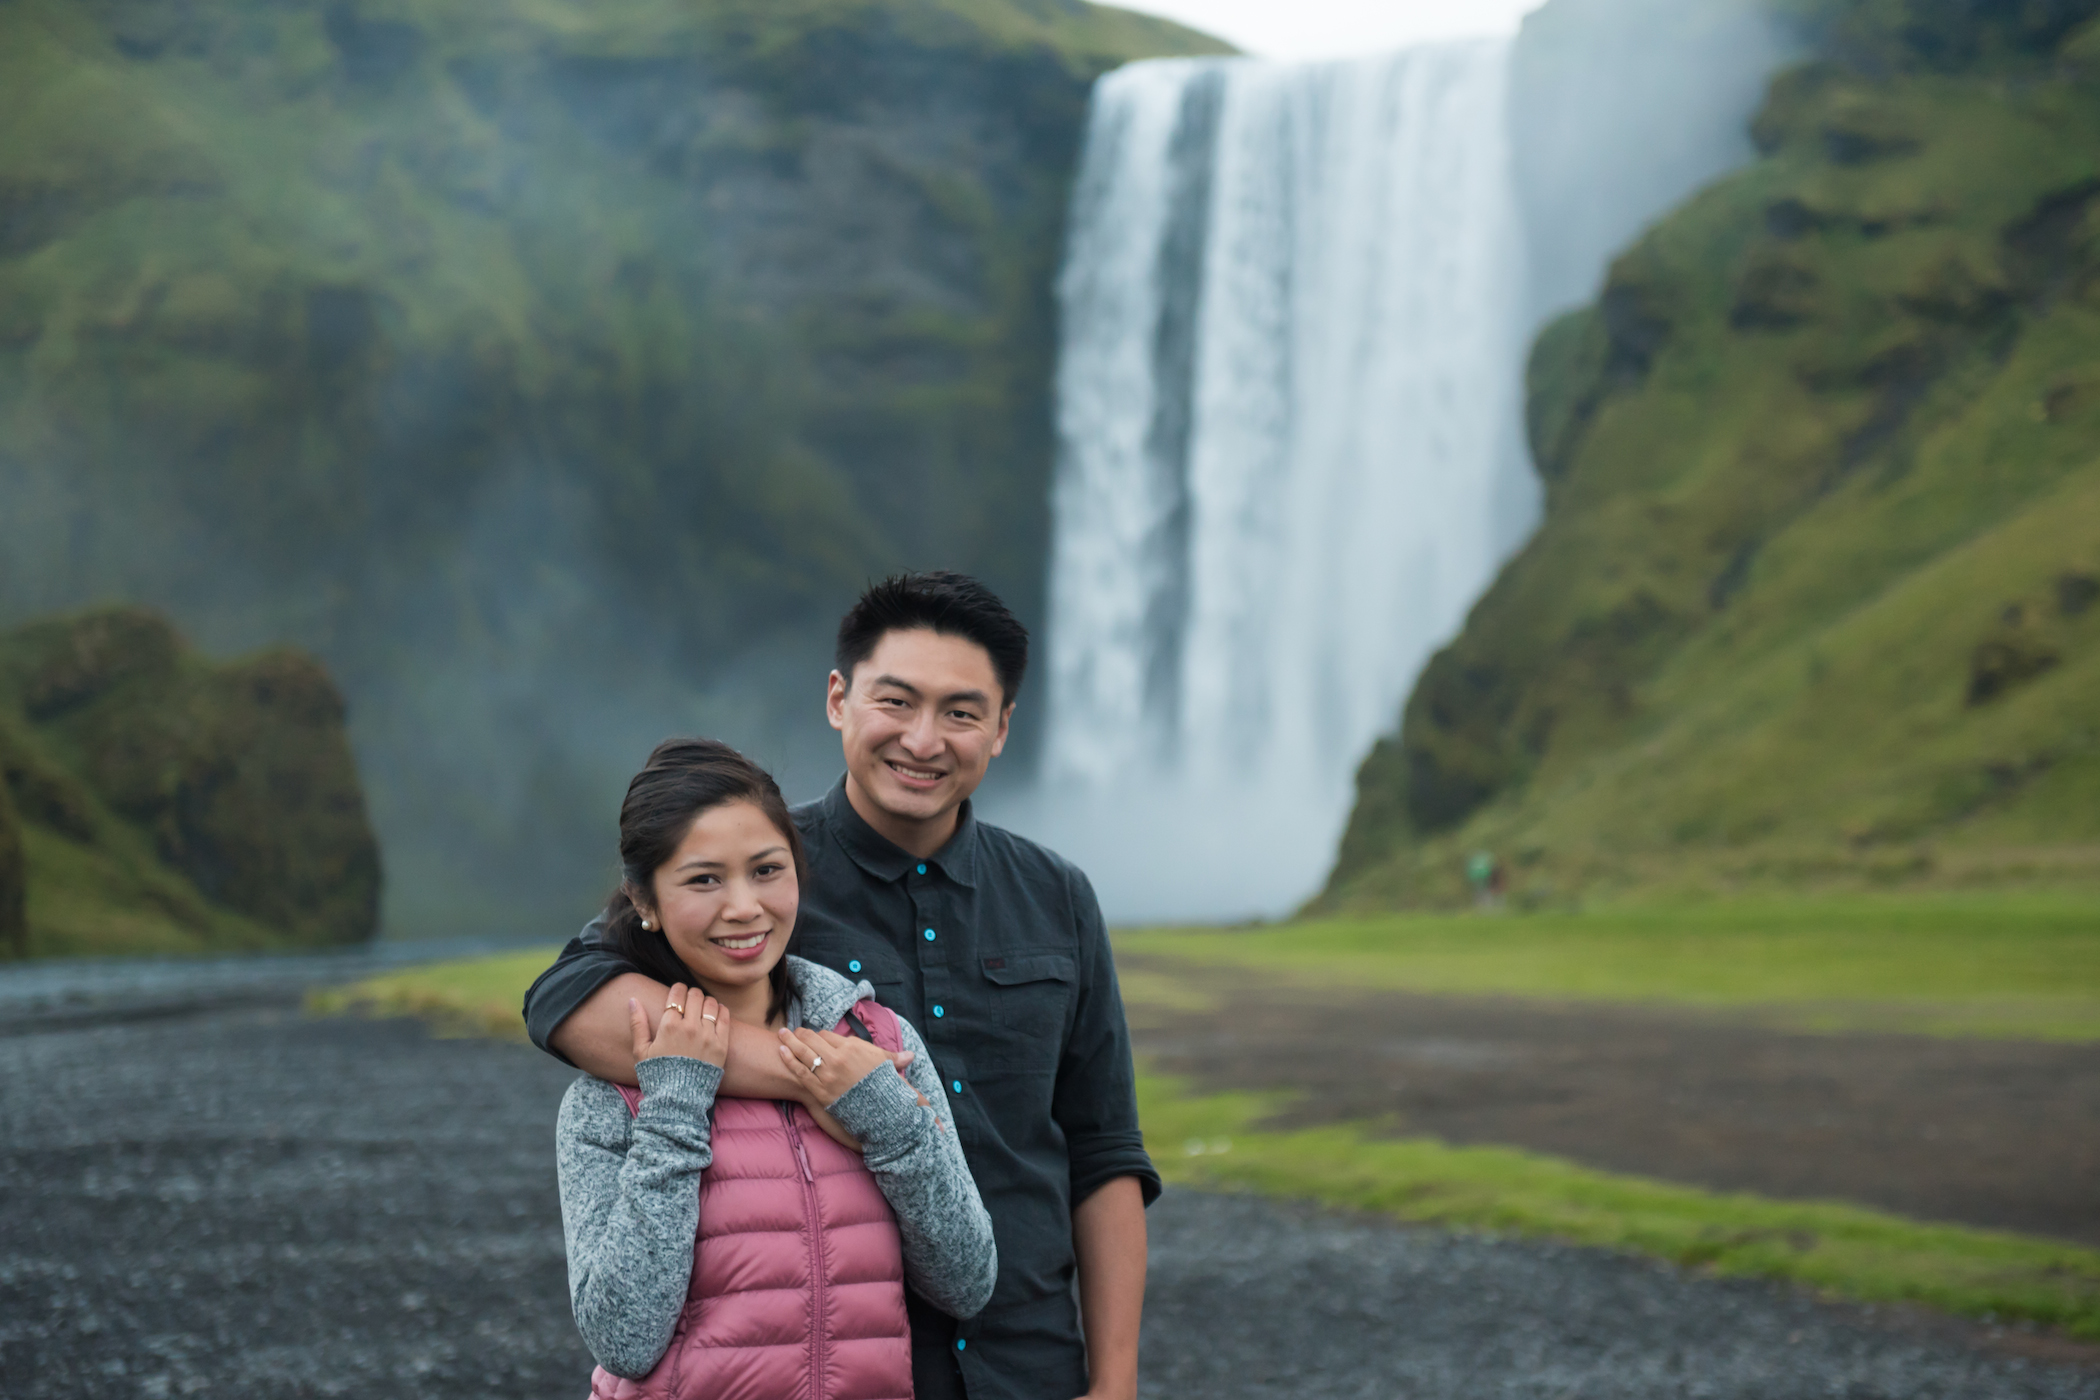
524, 917, 636, 1062
1053, 867, 1162, 1207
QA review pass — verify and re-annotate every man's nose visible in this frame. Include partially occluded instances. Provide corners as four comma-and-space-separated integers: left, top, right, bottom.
900, 708, 943, 757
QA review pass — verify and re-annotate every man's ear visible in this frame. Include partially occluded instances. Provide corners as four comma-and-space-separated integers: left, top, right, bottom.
990, 702, 1014, 758
826, 669, 850, 732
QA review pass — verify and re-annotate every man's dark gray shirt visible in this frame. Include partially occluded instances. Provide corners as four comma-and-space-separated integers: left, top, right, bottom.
523, 778, 1160, 1400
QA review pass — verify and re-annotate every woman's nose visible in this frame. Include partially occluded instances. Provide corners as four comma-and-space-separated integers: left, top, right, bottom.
724, 880, 763, 917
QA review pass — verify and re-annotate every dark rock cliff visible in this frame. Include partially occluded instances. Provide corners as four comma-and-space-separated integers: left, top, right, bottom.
0, 0, 1227, 937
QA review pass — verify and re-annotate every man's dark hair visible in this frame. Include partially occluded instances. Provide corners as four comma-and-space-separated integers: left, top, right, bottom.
835, 571, 1029, 706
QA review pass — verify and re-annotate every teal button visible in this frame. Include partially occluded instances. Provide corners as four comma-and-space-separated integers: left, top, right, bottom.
923, 928, 936, 942
917, 863, 927, 875
933, 1005, 944, 1017
956, 1338, 967, 1352
848, 960, 861, 974
951, 1080, 962, 1094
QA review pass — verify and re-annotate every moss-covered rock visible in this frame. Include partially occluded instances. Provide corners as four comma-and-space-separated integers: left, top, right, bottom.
0, 606, 380, 957
1326, 0, 2100, 908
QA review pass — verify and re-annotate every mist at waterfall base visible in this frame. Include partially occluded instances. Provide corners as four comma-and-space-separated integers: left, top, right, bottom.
996, 0, 1794, 924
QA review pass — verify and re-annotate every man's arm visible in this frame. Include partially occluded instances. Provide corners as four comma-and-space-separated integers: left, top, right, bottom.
1051, 866, 1162, 1400
1072, 1176, 1146, 1400
549, 972, 810, 1098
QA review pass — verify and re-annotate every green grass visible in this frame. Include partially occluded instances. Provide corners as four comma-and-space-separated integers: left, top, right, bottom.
314, 923, 2100, 1340
1117, 893, 2100, 1040
306, 947, 554, 1038
1140, 1072, 2100, 1341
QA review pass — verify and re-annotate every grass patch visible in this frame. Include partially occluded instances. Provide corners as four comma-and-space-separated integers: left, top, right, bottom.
1140, 1071, 2100, 1340
305, 947, 554, 1039
1117, 893, 2100, 1040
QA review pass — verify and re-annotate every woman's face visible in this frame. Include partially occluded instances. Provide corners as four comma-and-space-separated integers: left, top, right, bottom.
641, 800, 799, 997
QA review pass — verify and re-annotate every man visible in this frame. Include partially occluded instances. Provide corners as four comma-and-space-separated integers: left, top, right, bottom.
523, 571, 1157, 1400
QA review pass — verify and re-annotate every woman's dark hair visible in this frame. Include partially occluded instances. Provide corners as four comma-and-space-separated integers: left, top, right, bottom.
835, 570, 1029, 707
604, 737, 806, 1025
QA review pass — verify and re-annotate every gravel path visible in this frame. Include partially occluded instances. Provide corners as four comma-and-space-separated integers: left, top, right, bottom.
1, 1002, 2093, 1399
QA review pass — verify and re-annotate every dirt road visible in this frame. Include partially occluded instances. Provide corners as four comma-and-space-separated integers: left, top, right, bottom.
1120, 954, 2100, 1246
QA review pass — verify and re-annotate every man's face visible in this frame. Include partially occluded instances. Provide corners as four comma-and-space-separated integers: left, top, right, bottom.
827, 627, 1011, 830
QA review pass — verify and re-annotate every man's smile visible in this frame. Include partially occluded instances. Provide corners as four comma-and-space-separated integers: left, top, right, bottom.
885, 760, 947, 786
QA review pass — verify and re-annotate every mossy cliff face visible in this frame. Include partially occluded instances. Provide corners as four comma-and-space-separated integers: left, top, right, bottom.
0, 608, 381, 958
0, 0, 1225, 936
1328, 0, 2100, 908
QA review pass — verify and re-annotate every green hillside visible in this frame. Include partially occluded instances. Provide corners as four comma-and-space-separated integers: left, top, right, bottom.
0, 607, 380, 958
1327, 0, 2100, 909
0, 0, 1226, 938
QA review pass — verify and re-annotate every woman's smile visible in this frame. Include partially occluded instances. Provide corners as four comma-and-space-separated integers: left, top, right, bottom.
710, 930, 772, 959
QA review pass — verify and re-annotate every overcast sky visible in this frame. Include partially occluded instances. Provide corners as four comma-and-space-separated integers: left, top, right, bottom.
1124, 0, 1548, 60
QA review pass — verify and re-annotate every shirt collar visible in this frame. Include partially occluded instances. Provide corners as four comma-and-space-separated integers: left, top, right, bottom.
820, 775, 980, 888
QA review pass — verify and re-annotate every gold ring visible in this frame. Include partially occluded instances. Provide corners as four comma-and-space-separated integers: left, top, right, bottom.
664, 1002, 684, 1016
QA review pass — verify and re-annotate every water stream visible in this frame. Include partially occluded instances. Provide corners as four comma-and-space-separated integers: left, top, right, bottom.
1011, 43, 1536, 921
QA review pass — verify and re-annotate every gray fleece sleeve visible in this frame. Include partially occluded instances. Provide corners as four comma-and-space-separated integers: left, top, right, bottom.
824, 1016, 997, 1319
555, 1056, 722, 1378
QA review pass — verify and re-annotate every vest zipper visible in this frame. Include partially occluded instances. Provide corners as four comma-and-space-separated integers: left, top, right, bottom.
780, 1102, 824, 1400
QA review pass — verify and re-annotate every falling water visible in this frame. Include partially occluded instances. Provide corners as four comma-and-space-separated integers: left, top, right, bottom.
1017, 42, 1534, 922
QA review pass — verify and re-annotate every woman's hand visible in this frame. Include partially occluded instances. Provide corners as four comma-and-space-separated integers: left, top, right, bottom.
628, 984, 730, 1068
777, 1026, 895, 1108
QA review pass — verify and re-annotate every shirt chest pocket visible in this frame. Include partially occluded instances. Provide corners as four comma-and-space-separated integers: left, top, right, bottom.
974, 953, 1076, 1073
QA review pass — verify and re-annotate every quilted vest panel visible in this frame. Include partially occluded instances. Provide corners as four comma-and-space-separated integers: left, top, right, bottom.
588, 1001, 914, 1400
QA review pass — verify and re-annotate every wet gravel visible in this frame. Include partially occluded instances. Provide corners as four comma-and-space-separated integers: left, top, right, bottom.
0, 1000, 2093, 1399
1144, 1191, 2099, 1399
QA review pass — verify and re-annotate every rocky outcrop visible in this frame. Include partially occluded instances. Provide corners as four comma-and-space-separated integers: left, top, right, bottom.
0, 608, 380, 956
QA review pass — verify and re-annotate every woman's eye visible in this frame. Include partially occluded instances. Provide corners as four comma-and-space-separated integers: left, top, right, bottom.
754, 863, 783, 878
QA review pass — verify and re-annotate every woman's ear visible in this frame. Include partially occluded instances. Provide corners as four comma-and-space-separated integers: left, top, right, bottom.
625, 883, 658, 932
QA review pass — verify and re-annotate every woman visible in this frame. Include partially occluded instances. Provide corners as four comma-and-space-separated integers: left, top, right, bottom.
556, 737, 996, 1399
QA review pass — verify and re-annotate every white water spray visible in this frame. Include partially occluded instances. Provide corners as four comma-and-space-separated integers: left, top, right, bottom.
1012, 42, 1534, 922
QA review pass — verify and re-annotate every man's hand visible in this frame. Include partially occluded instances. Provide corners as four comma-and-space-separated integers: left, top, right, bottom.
1071, 1176, 1146, 1400
627, 985, 730, 1067
549, 972, 913, 1093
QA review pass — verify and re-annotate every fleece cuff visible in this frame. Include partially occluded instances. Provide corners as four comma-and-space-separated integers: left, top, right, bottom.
826, 1061, 927, 1162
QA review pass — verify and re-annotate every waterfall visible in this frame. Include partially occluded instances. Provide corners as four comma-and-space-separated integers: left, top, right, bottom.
1017, 42, 1534, 922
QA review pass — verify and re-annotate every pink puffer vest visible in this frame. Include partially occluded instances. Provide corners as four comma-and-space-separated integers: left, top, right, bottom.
589, 1001, 914, 1400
